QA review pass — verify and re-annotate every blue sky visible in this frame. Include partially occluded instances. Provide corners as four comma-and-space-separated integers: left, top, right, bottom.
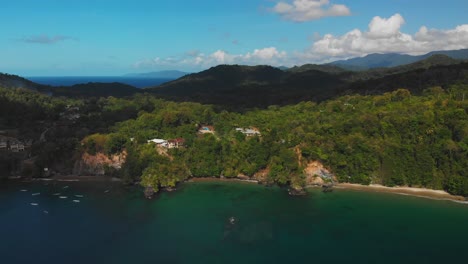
1, 0, 468, 76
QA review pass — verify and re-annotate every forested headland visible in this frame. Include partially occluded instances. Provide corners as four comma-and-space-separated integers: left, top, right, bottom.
1, 81, 466, 196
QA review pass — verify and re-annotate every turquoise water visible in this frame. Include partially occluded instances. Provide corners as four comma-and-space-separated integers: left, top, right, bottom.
1, 181, 467, 264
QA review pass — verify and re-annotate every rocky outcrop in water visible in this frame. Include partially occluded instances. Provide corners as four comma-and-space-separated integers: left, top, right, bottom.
144, 186, 155, 199
288, 186, 307, 196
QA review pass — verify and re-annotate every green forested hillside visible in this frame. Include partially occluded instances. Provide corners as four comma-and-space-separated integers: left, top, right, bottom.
48, 82, 139, 98
146, 61, 468, 110
75, 85, 467, 196
345, 62, 468, 95
146, 64, 346, 109
0, 73, 45, 91
1, 64, 467, 196
345, 55, 464, 82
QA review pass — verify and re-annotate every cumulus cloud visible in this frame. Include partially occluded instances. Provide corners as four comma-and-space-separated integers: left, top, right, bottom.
368, 13, 405, 39
272, 0, 351, 22
244, 47, 287, 62
133, 47, 288, 70
302, 13, 468, 62
19, 34, 76, 44
134, 14, 468, 69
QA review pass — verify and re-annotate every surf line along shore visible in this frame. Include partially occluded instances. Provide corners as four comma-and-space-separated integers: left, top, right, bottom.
334, 183, 467, 203
22, 175, 467, 203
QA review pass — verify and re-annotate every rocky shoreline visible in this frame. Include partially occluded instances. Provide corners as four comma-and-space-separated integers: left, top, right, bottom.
8, 175, 467, 203
187, 177, 260, 184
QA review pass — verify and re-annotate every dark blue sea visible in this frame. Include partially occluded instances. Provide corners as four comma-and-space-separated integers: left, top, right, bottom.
1, 181, 468, 264
27, 76, 174, 88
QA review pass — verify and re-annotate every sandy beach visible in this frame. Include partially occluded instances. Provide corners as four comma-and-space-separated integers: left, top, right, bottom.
335, 183, 467, 203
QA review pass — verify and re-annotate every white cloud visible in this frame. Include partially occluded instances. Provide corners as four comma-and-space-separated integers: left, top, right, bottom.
134, 14, 468, 70
244, 47, 287, 61
272, 0, 351, 22
302, 13, 468, 63
133, 47, 289, 70
368, 14, 405, 39
211, 50, 232, 64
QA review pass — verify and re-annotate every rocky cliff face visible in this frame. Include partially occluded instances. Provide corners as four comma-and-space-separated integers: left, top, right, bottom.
253, 168, 270, 183
73, 151, 126, 176
303, 161, 336, 186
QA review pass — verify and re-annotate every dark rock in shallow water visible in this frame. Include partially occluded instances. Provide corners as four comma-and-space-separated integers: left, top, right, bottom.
288, 186, 307, 196
144, 186, 155, 199
164, 187, 177, 192
322, 184, 334, 193
262, 181, 275, 188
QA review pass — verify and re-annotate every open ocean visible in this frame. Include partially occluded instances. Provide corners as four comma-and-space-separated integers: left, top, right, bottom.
1, 181, 467, 264
27, 76, 174, 88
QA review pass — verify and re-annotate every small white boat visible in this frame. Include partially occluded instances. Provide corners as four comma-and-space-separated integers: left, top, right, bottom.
30, 203, 38, 206
59, 196, 68, 199
20, 189, 28, 192
63, 186, 69, 189
74, 195, 84, 198
73, 200, 80, 203
32, 193, 40, 196
53, 193, 61, 196
43, 210, 49, 214
104, 190, 110, 193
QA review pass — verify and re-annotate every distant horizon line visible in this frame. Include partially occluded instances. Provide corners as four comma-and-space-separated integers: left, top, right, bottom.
9, 47, 468, 78
25, 75, 182, 78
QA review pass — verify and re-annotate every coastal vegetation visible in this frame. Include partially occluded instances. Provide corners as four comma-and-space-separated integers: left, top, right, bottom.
1, 54, 468, 196
1, 81, 466, 196
108, 85, 468, 196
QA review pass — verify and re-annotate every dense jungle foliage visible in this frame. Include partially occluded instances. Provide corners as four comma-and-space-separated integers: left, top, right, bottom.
106, 85, 468, 195
3, 83, 465, 195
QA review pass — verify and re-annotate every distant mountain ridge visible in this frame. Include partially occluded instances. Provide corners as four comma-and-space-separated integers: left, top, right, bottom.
146, 64, 345, 109
125, 70, 189, 79
2, 49, 468, 107
146, 55, 468, 109
288, 64, 348, 74
345, 54, 463, 82
329, 49, 468, 70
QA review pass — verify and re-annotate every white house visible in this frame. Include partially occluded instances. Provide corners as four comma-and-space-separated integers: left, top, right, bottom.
10, 142, 17, 152
235, 128, 261, 137
18, 142, 25, 151
147, 139, 168, 147
0, 140, 7, 149
167, 138, 185, 149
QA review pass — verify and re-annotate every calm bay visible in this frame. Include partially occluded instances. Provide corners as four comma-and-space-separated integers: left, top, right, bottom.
1, 181, 467, 264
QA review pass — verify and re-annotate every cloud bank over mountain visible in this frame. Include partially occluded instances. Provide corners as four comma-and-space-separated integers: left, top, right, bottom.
135, 13, 468, 70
